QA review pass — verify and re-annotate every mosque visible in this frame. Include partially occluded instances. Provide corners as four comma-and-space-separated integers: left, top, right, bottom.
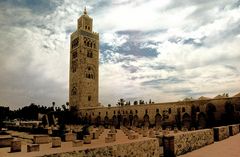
69, 8, 240, 129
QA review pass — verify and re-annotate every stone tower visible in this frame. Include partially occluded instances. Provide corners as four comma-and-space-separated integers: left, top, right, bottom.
69, 7, 99, 109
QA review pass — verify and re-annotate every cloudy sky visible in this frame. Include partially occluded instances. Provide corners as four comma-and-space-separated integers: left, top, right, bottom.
0, 0, 240, 109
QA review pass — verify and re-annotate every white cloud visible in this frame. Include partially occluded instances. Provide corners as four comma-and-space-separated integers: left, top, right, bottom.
102, 32, 129, 47
0, 0, 240, 109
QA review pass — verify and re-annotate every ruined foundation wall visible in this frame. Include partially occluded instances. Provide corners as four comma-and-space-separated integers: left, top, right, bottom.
229, 124, 240, 136
40, 138, 160, 157
163, 129, 214, 157
213, 126, 229, 141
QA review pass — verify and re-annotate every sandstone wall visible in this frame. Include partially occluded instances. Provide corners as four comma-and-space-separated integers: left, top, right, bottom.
163, 129, 214, 157
213, 126, 229, 141
228, 124, 240, 136
78, 97, 240, 128
40, 138, 160, 157
79, 101, 200, 126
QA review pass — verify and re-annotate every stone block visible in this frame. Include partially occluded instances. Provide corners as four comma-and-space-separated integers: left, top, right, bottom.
52, 137, 61, 148
156, 135, 163, 146
191, 127, 196, 131
27, 144, 40, 152
98, 126, 104, 133
213, 126, 229, 141
107, 133, 116, 141
33, 135, 50, 144
91, 131, 99, 139
155, 131, 160, 135
229, 124, 240, 136
64, 133, 77, 142
142, 131, 148, 137
163, 130, 170, 135
166, 127, 171, 131
72, 140, 83, 147
123, 129, 129, 135
88, 126, 94, 132
163, 135, 175, 157
181, 127, 188, 132
10, 139, 21, 152
163, 129, 214, 157
128, 133, 139, 140
128, 130, 134, 135
136, 128, 141, 134
0, 136, 13, 148
110, 127, 117, 133
174, 127, 178, 133
149, 130, 155, 138
48, 128, 53, 135
95, 129, 100, 136
105, 137, 115, 143
83, 135, 91, 144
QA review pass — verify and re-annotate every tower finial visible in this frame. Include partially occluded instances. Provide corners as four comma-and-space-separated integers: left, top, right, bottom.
84, 6, 87, 15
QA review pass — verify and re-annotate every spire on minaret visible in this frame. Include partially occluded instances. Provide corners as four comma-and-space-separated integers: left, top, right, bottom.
84, 7, 87, 15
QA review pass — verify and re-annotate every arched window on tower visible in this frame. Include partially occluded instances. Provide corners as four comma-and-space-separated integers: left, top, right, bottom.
85, 66, 95, 79
71, 87, 77, 95
168, 108, 172, 114
84, 37, 87, 46
71, 37, 79, 49
88, 96, 91, 101
87, 50, 93, 58
72, 50, 77, 59
71, 60, 77, 73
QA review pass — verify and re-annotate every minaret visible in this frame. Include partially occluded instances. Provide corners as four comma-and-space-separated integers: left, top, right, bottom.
69, 7, 99, 109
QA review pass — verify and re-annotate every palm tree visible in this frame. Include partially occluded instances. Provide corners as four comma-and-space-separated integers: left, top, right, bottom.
62, 104, 67, 111
133, 101, 138, 105
117, 98, 125, 106
52, 102, 55, 111
66, 102, 69, 110
139, 100, 144, 104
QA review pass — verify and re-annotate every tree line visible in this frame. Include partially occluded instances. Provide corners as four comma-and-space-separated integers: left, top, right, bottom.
108, 98, 154, 107
0, 102, 70, 121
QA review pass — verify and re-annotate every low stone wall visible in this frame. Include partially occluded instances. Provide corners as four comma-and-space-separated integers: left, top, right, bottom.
39, 138, 160, 157
228, 124, 240, 136
163, 129, 214, 157
213, 126, 229, 141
